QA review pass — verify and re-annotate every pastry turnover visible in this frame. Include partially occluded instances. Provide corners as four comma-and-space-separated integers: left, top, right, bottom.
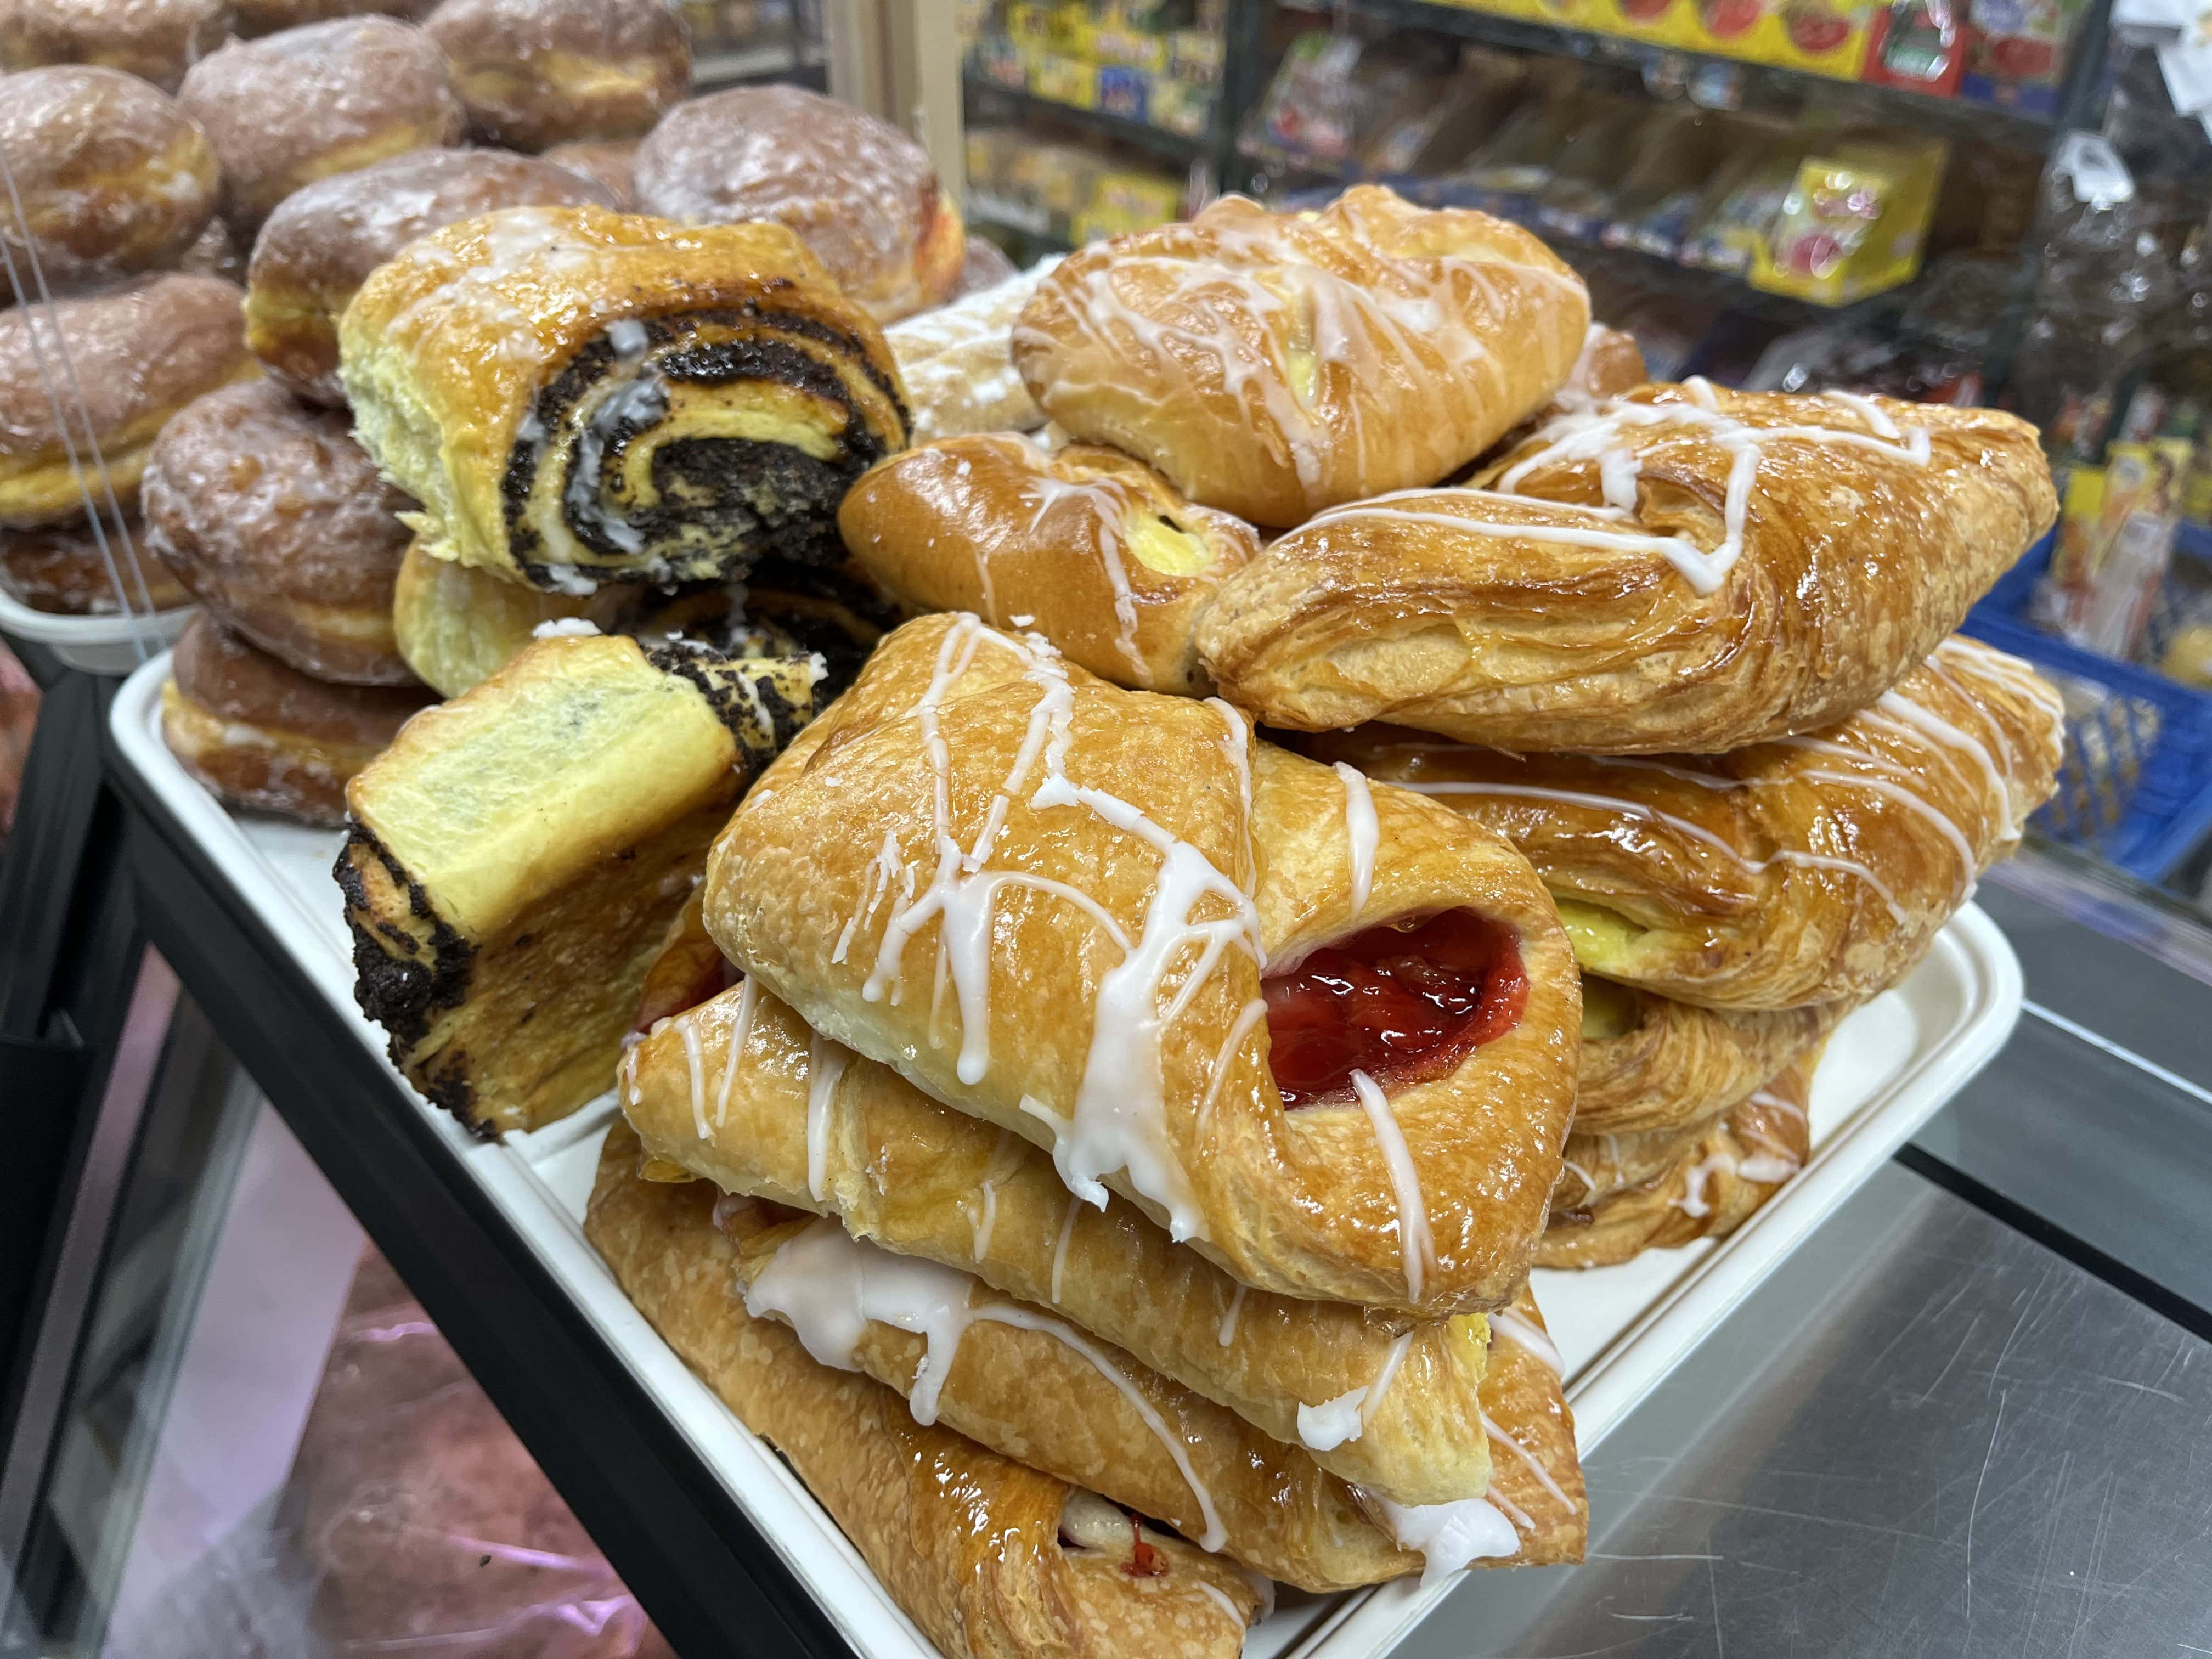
622, 968, 1492, 1508
728, 1200, 1583, 1589
1310, 636, 2062, 1010
1012, 185, 1589, 528
337, 205, 909, 595
338, 634, 822, 1135
1542, 1054, 1816, 1268
883, 256, 1062, 442
705, 613, 1578, 1313
585, 1123, 1259, 1658
838, 436, 1261, 695
1197, 383, 2057, 753
1577, 972, 1842, 1136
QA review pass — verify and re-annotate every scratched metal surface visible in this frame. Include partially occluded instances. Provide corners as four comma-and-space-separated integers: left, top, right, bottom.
1414, 1163, 2212, 1658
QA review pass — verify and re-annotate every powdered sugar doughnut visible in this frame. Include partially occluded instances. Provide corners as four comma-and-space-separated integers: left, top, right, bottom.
1, 513, 189, 614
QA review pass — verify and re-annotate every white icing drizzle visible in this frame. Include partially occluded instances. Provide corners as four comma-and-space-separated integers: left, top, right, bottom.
1193, 1582, 1246, 1627
804, 1029, 850, 1203
744, 1218, 1226, 1550
1364, 1489, 1520, 1587
678, 1014, 708, 1141
1050, 1192, 1081, 1304
1217, 1283, 1248, 1346
1489, 1310, 1563, 1377
853, 618, 1259, 1243
713, 976, 758, 1130
1207, 698, 1257, 898
1560, 1158, 1597, 1194
1350, 1069, 1434, 1302
1294, 1329, 1416, 1451
1748, 1087, 1807, 1124
1482, 1412, 1577, 1513
1333, 761, 1378, 921
970, 1181, 998, 1261
1196, 998, 1268, 1135
710, 1192, 752, 1230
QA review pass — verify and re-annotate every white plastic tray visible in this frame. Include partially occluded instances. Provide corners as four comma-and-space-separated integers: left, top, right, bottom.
0, 587, 194, 675
109, 651, 2025, 1659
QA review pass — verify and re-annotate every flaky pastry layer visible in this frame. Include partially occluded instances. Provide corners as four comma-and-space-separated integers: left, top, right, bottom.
1311, 636, 2062, 1009
1013, 186, 1588, 528
839, 436, 1261, 694
706, 613, 1578, 1312
622, 972, 1492, 1508
586, 1122, 1259, 1657
1198, 384, 2056, 752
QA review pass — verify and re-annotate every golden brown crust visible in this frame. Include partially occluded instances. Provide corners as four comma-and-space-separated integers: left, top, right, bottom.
622, 979, 1494, 1509
338, 204, 908, 590
705, 613, 1578, 1313
177, 18, 466, 230
1, 514, 188, 614
0, 66, 218, 290
1576, 974, 1842, 1135
1466, 1287, 1585, 1567
141, 379, 420, 684
390, 537, 612, 696
0, 275, 255, 529
163, 613, 433, 825
425, 0, 690, 151
1013, 186, 1589, 528
540, 137, 637, 208
838, 436, 1260, 694
1199, 385, 2058, 752
1540, 1053, 1816, 1268
0, 0, 229, 92
244, 147, 618, 405
1310, 637, 2063, 1009
631, 86, 966, 324
727, 1202, 1414, 1592
585, 1122, 1260, 1658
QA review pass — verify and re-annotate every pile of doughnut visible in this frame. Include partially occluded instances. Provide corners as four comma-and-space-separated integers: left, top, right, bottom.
0, 3, 1019, 824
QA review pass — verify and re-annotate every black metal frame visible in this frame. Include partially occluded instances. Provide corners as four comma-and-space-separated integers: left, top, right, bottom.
95, 721, 856, 1658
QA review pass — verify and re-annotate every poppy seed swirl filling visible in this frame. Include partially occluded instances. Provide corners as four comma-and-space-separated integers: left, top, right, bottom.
500, 308, 906, 591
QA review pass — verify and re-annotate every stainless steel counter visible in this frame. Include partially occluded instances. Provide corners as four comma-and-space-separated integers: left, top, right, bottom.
1416, 871, 2212, 1657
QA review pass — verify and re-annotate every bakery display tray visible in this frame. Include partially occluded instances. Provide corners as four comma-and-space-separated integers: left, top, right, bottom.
0, 589, 193, 675
108, 650, 2026, 1659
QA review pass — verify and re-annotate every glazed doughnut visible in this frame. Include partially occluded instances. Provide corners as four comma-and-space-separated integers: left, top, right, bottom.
539, 137, 637, 208
232, 0, 438, 36
1, 515, 189, 613
0, 68, 219, 292
244, 148, 617, 405
177, 18, 466, 231
162, 612, 437, 826
953, 233, 1017, 297
0, 274, 256, 529
424, 0, 690, 153
141, 379, 420, 684
633, 85, 966, 323
0, 0, 229, 93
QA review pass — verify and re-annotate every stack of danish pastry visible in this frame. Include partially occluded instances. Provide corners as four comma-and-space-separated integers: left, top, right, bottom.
301, 169, 2068, 1653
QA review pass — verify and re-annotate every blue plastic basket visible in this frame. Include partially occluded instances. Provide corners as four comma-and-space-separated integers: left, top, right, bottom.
1962, 529, 2212, 883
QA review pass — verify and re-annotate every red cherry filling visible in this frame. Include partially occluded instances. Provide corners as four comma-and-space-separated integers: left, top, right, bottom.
1263, 909, 1526, 1108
